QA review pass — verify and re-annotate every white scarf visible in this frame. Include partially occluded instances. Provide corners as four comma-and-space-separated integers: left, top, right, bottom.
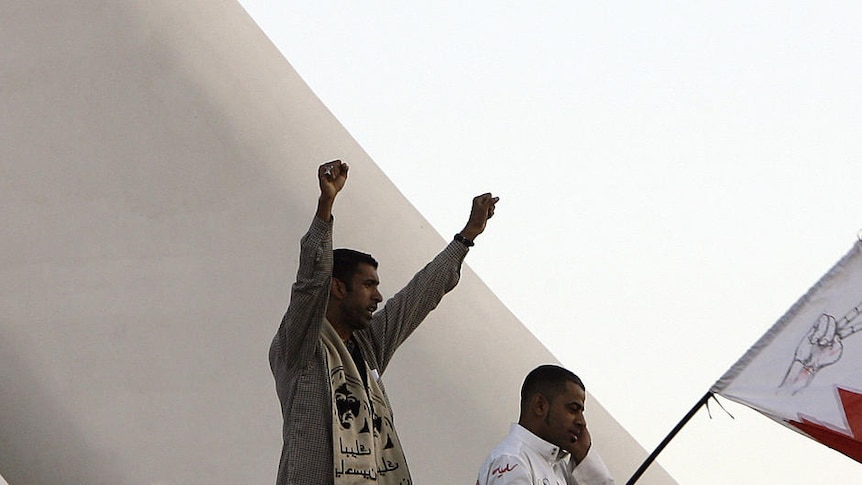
321, 321, 412, 484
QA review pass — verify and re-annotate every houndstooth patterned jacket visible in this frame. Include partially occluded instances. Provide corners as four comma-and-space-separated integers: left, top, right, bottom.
270, 216, 468, 484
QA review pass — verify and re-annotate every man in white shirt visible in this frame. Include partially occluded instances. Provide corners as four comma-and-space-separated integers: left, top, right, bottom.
476, 365, 615, 485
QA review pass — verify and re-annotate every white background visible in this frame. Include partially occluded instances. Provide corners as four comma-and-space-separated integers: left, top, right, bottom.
237, 2, 862, 483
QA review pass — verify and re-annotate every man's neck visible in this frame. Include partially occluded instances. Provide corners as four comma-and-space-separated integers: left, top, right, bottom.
325, 310, 353, 342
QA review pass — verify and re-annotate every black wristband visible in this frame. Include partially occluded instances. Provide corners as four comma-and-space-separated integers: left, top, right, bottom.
454, 233, 475, 247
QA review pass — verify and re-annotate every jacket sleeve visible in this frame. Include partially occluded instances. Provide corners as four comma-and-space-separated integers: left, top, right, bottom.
269, 216, 333, 375
364, 239, 469, 372
569, 447, 615, 485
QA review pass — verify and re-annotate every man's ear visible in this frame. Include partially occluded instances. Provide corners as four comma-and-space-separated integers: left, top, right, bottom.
331, 278, 347, 299
530, 393, 549, 417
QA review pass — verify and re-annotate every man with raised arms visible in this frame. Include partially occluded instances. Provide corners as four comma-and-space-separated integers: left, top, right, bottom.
271, 160, 498, 484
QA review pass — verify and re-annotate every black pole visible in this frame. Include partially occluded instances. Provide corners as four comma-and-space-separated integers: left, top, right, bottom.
626, 391, 713, 485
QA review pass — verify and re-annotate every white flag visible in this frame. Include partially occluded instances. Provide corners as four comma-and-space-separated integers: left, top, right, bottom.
712, 241, 862, 462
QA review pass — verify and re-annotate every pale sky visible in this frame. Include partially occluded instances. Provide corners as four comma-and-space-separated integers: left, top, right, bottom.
237, 2, 862, 483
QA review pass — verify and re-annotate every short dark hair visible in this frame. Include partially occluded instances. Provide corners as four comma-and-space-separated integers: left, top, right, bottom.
520, 364, 585, 407
333, 248, 378, 290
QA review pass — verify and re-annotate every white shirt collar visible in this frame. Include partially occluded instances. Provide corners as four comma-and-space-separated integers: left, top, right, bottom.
510, 423, 570, 465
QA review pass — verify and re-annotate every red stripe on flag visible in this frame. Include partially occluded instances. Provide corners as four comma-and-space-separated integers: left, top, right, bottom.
787, 387, 862, 463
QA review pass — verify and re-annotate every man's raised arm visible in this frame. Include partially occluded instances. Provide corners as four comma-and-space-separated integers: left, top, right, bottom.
271, 160, 349, 372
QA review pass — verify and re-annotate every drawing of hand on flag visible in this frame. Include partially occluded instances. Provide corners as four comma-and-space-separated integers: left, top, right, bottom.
779, 302, 862, 395
780, 313, 846, 394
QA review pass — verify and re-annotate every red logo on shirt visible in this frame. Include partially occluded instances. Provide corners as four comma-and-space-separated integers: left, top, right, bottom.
491, 463, 519, 478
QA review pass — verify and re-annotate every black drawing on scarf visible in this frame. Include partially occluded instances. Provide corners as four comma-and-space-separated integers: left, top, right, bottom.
335, 383, 362, 430
370, 409, 396, 449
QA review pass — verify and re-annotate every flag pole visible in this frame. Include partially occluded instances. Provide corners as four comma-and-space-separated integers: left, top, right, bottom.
626, 391, 713, 485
